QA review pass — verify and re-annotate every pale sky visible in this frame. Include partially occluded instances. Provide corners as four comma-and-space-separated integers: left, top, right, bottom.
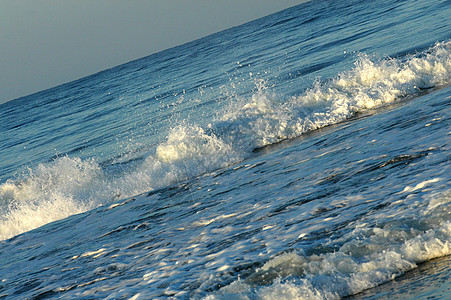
0, 0, 303, 104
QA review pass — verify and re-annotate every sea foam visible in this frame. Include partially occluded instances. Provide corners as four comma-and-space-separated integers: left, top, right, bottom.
213, 40, 451, 151
205, 189, 451, 299
1, 41, 450, 241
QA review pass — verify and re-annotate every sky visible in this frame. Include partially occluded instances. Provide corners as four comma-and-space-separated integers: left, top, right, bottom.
0, 0, 304, 104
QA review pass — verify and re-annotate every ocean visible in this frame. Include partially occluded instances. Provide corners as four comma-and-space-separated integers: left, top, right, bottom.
0, 0, 450, 298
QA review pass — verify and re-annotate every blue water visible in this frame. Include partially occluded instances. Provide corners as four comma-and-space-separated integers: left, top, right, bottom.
0, 0, 450, 298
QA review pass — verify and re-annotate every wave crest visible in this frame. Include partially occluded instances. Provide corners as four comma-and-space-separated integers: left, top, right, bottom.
213, 41, 451, 151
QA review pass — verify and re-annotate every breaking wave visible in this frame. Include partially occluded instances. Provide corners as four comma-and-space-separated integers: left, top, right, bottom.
1, 40, 450, 240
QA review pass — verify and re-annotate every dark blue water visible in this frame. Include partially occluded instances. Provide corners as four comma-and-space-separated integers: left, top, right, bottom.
0, 0, 450, 298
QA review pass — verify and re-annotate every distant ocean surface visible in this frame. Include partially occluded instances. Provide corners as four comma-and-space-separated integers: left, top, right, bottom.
1, 0, 450, 298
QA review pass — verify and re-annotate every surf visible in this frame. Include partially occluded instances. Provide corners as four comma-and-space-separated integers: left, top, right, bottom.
1, 40, 450, 241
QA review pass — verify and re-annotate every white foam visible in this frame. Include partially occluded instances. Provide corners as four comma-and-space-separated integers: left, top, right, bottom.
0, 157, 105, 240
1, 41, 450, 241
400, 178, 441, 193
206, 190, 451, 299
212, 41, 451, 152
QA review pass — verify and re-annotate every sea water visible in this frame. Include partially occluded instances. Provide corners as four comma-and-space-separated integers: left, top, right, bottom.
0, 0, 450, 298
